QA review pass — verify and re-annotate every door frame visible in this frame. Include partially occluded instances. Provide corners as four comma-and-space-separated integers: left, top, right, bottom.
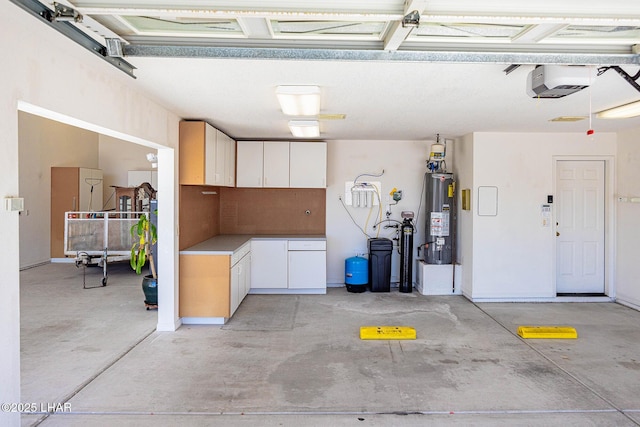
553, 155, 615, 297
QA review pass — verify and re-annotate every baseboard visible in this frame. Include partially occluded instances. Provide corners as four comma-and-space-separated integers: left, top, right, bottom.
181, 317, 226, 325
249, 288, 326, 295
51, 258, 75, 263
20, 260, 51, 271
472, 296, 614, 303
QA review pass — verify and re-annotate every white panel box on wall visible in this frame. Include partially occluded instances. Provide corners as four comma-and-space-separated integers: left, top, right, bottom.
416, 261, 462, 295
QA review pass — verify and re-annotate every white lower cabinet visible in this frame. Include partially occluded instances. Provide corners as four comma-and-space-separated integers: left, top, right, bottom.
289, 251, 326, 289
250, 240, 288, 289
231, 248, 251, 316
251, 239, 326, 294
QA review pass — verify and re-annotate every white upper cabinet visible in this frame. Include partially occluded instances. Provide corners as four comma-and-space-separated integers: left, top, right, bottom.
237, 140, 326, 188
264, 141, 290, 187
236, 141, 264, 187
290, 142, 327, 188
179, 121, 236, 187
204, 124, 218, 185
217, 130, 236, 187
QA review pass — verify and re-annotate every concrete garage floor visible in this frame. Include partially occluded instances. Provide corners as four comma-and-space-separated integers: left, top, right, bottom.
20, 263, 640, 426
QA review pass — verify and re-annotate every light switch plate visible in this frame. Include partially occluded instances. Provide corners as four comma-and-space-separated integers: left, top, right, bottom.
5, 197, 24, 212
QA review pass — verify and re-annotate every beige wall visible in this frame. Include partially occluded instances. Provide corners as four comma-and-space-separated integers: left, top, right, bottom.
18, 112, 100, 267
99, 135, 158, 211
18, 114, 160, 268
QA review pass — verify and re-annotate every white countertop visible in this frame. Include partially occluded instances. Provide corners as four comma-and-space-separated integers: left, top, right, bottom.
180, 234, 326, 255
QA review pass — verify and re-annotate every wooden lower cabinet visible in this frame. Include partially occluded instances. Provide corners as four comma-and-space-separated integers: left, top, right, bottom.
179, 244, 251, 321
179, 254, 231, 318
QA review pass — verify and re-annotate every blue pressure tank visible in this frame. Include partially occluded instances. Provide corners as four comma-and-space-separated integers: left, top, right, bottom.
345, 256, 368, 293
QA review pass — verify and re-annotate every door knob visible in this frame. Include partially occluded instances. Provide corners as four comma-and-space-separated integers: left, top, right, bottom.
556, 231, 560, 237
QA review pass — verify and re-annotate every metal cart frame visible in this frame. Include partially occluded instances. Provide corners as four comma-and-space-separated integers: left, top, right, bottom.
64, 211, 148, 288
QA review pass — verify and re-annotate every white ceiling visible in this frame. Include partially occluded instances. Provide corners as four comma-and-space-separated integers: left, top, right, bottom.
53, 0, 640, 140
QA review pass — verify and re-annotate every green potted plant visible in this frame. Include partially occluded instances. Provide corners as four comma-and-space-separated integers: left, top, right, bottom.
130, 210, 158, 309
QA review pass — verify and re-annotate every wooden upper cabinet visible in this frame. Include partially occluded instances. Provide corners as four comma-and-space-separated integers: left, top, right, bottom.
179, 121, 235, 186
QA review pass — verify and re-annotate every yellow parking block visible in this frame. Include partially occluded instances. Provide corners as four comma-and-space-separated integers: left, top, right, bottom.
517, 326, 578, 339
360, 326, 416, 340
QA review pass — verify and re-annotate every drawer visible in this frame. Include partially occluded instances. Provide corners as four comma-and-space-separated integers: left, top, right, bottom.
231, 242, 251, 265
288, 240, 326, 251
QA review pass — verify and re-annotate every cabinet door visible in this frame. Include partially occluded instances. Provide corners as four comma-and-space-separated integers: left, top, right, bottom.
51, 167, 80, 258
290, 142, 327, 188
236, 141, 264, 187
179, 255, 231, 317
218, 131, 236, 187
237, 253, 250, 302
242, 253, 251, 297
205, 124, 219, 185
288, 251, 327, 289
179, 121, 206, 185
263, 141, 289, 187
250, 240, 288, 288
230, 262, 241, 316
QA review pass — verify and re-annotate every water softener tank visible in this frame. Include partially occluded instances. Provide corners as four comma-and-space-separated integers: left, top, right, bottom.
345, 256, 368, 293
424, 172, 455, 264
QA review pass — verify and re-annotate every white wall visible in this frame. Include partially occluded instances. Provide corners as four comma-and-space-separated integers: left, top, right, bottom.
2, 3, 180, 425
615, 127, 640, 309
469, 132, 616, 299
326, 139, 435, 285
18, 112, 100, 268
452, 133, 474, 296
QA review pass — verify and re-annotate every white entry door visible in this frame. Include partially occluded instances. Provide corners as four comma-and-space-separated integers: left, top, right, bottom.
556, 160, 605, 294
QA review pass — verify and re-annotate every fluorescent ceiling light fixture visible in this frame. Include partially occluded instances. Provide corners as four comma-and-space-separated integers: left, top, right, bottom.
596, 100, 640, 119
276, 86, 320, 116
288, 120, 319, 138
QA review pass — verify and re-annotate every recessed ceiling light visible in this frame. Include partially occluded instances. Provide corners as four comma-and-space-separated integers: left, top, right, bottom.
276, 85, 320, 116
549, 116, 587, 122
